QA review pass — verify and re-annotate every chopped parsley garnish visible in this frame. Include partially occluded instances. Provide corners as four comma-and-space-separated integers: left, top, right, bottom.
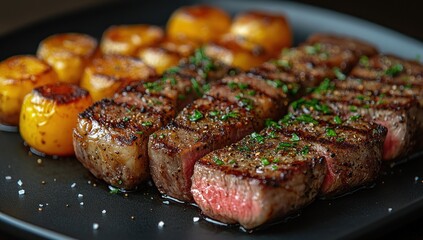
261, 158, 271, 166
213, 156, 224, 166
296, 114, 318, 125
144, 81, 163, 92
247, 90, 256, 96
189, 48, 215, 77
126, 106, 136, 113
142, 121, 153, 127
221, 111, 239, 121
122, 116, 130, 122
228, 160, 236, 165
336, 137, 345, 142
235, 94, 254, 111
359, 55, 369, 68
109, 188, 120, 194
178, 94, 186, 100
305, 43, 322, 55
385, 63, 404, 77
189, 110, 203, 122
265, 119, 280, 128
135, 131, 143, 135
326, 128, 337, 137
377, 93, 386, 105
314, 78, 335, 94
275, 59, 291, 69
333, 115, 342, 124
251, 132, 265, 144
238, 146, 251, 152
300, 145, 309, 155
349, 105, 358, 112
349, 115, 361, 121
191, 78, 203, 96
276, 142, 295, 151
209, 110, 219, 117
333, 67, 346, 80
290, 133, 300, 142
165, 66, 180, 74
267, 131, 277, 139
271, 165, 278, 171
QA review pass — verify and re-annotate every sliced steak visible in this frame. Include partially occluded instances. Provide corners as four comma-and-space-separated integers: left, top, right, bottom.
149, 97, 261, 201
249, 33, 377, 87
350, 54, 423, 86
296, 89, 422, 160
277, 113, 386, 196
73, 99, 174, 189
74, 51, 234, 189
191, 128, 326, 229
332, 77, 423, 107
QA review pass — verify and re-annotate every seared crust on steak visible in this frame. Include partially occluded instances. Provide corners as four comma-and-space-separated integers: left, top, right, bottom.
297, 89, 422, 160
277, 113, 386, 196
149, 97, 260, 201
191, 128, 325, 229
73, 99, 173, 189
74, 50, 234, 189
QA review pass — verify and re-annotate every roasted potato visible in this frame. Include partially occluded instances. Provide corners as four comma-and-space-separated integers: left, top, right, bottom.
138, 38, 199, 74
100, 24, 164, 56
230, 11, 292, 54
167, 5, 231, 43
138, 47, 181, 75
0, 55, 58, 126
205, 34, 270, 70
20, 83, 92, 156
80, 55, 156, 101
37, 33, 97, 84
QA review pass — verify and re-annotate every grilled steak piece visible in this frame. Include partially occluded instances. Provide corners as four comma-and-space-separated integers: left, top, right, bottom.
149, 70, 300, 202
277, 113, 386, 196
350, 54, 423, 86
332, 77, 423, 107
249, 33, 377, 87
149, 96, 261, 201
73, 99, 175, 189
74, 50, 234, 189
297, 89, 423, 160
191, 128, 326, 229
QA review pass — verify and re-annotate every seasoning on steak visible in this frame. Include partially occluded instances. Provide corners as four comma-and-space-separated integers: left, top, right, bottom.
191, 127, 326, 229
278, 111, 386, 196
73, 99, 174, 189
73, 49, 234, 189
249, 33, 378, 87
299, 88, 422, 160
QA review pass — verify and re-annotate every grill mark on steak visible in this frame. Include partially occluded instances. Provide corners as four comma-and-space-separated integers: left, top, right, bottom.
294, 89, 422, 160
149, 97, 260, 201
191, 127, 326, 229
276, 113, 386, 196
74, 53, 234, 189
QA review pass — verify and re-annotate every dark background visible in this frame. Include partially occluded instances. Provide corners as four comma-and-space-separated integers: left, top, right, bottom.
0, 0, 421, 239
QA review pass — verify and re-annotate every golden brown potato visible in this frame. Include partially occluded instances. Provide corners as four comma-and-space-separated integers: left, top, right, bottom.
230, 11, 292, 54
138, 47, 180, 75
100, 24, 164, 56
205, 34, 270, 70
20, 83, 92, 156
0, 55, 58, 126
37, 33, 97, 84
167, 5, 231, 43
80, 55, 156, 101
138, 38, 199, 74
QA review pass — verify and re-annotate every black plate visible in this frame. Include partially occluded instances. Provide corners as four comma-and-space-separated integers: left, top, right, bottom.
1, 0, 423, 239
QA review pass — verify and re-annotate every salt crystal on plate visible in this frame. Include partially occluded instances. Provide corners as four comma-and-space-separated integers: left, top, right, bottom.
17, 179, 23, 186
80, 202, 84, 206
18, 189, 25, 195
193, 217, 200, 222
71, 183, 76, 188
162, 201, 170, 205
5, 176, 11, 180
92, 223, 99, 230
102, 210, 106, 214
388, 208, 393, 212
158, 221, 165, 228
78, 194, 83, 198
